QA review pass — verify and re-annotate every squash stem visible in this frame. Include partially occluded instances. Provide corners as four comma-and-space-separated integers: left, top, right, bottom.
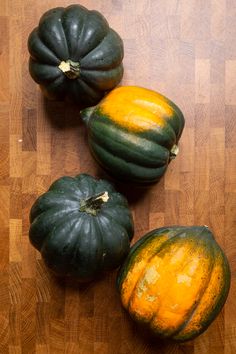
79, 191, 109, 216
58, 59, 80, 79
170, 144, 179, 160
80, 106, 95, 125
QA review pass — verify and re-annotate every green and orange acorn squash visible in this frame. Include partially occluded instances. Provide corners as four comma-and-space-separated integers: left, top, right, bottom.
117, 226, 230, 341
81, 86, 185, 184
29, 174, 134, 282
28, 4, 124, 107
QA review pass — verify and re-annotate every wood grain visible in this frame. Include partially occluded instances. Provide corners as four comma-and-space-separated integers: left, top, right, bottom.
0, 0, 235, 353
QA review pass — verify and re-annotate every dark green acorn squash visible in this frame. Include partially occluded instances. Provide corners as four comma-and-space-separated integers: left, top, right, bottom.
28, 4, 124, 107
81, 86, 185, 184
29, 174, 134, 282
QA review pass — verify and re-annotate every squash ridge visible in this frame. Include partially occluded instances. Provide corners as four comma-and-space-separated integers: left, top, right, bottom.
89, 120, 170, 167
90, 140, 168, 182
126, 229, 189, 311
38, 8, 70, 60
40, 212, 82, 269
171, 238, 216, 339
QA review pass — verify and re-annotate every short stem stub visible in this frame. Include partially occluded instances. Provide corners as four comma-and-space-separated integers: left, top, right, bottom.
58, 59, 80, 79
170, 144, 179, 160
79, 191, 109, 216
80, 106, 96, 125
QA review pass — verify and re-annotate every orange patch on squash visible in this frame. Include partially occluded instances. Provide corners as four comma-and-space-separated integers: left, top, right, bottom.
100, 86, 174, 133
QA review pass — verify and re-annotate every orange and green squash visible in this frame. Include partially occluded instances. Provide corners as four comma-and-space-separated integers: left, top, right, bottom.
117, 226, 230, 341
81, 86, 185, 184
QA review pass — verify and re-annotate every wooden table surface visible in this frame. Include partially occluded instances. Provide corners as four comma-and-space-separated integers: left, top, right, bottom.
0, 0, 236, 353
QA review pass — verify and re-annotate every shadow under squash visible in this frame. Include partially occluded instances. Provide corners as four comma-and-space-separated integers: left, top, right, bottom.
40, 96, 160, 206
42, 97, 84, 130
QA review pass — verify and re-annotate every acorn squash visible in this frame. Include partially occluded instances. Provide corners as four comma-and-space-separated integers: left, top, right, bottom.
29, 174, 134, 282
117, 226, 230, 341
28, 5, 124, 107
81, 86, 185, 184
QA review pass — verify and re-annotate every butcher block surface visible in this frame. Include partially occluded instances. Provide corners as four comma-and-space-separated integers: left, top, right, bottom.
0, 0, 236, 353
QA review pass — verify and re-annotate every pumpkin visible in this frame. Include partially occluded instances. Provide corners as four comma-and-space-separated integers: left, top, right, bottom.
29, 174, 134, 282
28, 4, 124, 107
117, 226, 230, 342
81, 86, 185, 184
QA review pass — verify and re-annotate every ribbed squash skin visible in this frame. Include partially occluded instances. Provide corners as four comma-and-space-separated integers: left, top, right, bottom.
29, 174, 134, 282
117, 226, 230, 342
81, 86, 185, 184
28, 5, 124, 107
